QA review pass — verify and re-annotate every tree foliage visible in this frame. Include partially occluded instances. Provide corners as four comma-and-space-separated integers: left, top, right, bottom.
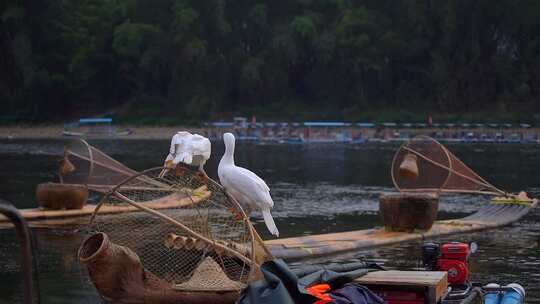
2, 0, 540, 123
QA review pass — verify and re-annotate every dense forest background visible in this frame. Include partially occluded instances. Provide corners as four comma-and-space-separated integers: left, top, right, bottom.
2, 0, 540, 124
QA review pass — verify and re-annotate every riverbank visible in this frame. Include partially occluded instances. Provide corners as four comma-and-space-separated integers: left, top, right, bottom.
2, 124, 540, 144
0, 125, 203, 140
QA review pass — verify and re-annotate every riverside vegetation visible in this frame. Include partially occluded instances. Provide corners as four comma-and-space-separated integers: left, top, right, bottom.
2, 0, 540, 124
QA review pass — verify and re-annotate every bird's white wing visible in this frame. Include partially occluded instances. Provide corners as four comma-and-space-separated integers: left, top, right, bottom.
173, 151, 193, 164
169, 133, 181, 155
190, 135, 211, 160
235, 167, 270, 192
221, 167, 273, 208
173, 134, 194, 165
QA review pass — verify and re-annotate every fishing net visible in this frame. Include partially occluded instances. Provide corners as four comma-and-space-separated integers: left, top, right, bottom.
391, 136, 505, 196
85, 166, 270, 296
59, 139, 138, 193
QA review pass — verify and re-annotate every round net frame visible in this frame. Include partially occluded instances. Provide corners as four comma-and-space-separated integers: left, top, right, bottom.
391, 135, 505, 196
59, 139, 138, 193
87, 165, 268, 292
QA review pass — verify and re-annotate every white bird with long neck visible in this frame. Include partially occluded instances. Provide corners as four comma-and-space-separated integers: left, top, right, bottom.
218, 133, 279, 237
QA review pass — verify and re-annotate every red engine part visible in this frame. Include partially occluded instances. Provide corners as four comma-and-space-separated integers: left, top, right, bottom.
438, 242, 470, 285
440, 242, 470, 260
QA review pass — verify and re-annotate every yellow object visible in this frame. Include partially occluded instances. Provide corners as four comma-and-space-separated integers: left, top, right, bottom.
491, 191, 535, 205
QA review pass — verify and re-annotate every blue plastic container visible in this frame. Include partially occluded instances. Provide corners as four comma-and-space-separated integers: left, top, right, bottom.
484, 283, 501, 304
500, 283, 525, 304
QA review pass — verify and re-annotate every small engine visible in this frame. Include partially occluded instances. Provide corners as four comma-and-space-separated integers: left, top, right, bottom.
438, 242, 471, 285
422, 242, 476, 285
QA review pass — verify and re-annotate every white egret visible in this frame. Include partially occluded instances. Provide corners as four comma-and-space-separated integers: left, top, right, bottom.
218, 132, 279, 237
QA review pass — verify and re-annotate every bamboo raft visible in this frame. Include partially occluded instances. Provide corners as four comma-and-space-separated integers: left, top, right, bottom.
1, 194, 535, 259
0, 186, 211, 229
266, 200, 537, 261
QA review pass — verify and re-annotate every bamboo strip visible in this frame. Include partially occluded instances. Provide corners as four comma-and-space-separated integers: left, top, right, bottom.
267, 201, 537, 261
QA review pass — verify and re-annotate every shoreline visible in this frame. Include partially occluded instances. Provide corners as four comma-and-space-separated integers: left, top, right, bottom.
0, 125, 204, 140
1, 125, 540, 143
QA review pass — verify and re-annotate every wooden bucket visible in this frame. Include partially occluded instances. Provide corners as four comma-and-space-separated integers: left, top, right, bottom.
36, 183, 88, 210
379, 193, 438, 232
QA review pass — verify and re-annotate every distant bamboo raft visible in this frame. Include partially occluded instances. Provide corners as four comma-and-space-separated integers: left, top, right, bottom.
266, 200, 537, 261
0, 186, 211, 228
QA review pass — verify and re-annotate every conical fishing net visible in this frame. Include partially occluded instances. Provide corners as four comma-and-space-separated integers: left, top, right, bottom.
87, 166, 270, 293
59, 139, 138, 193
391, 136, 504, 196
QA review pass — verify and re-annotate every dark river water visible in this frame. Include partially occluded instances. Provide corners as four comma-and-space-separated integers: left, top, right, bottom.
0, 138, 540, 303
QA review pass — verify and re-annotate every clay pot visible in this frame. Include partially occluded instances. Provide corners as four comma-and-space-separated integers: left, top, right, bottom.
36, 183, 88, 210
79, 233, 240, 304
59, 157, 76, 175
79, 232, 152, 301
379, 193, 438, 232
398, 153, 419, 181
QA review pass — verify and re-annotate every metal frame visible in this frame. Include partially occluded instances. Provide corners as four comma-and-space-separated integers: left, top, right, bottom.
0, 200, 37, 304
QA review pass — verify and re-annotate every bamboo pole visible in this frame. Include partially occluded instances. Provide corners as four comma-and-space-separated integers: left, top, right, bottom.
400, 188, 503, 196
0, 186, 209, 224
90, 185, 189, 192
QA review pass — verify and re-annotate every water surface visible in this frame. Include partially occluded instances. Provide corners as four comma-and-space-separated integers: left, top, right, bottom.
0, 139, 539, 303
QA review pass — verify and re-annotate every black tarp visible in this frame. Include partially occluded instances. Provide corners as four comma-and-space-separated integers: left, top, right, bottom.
238, 259, 384, 304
